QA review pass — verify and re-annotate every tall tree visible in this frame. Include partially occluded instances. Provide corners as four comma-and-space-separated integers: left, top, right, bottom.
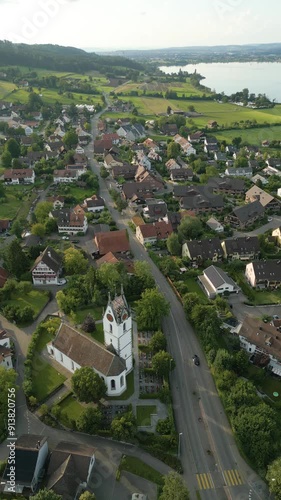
135, 288, 170, 331
178, 216, 203, 242
266, 457, 281, 499
72, 367, 107, 403
167, 141, 181, 159
77, 407, 102, 434
160, 472, 189, 500
5, 138, 20, 158
151, 350, 175, 377
63, 129, 78, 149
111, 411, 136, 440
34, 201, 53, 223
3, 239, 29, 278
32, 489, 62, 500
166, 233, 181, 256
1, 150, 12, 168
63, 248, 88, 275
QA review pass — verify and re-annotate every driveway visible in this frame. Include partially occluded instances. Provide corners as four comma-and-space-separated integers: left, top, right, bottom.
229, 292, 281, 323
234, 215, 281, 237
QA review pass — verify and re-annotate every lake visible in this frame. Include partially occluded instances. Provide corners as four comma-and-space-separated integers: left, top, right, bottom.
159, 62, 281, 103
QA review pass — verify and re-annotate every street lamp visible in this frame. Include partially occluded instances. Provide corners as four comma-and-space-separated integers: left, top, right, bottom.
178, 432, 183, 458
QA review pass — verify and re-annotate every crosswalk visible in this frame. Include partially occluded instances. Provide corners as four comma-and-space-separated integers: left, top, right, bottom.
196, 469, 243, 490
223, 469, 243, 487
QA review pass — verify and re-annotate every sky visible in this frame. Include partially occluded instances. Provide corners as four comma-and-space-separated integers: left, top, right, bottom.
0, 0, 280, 51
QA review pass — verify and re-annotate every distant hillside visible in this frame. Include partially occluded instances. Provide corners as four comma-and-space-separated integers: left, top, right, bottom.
0, 41, 143, 75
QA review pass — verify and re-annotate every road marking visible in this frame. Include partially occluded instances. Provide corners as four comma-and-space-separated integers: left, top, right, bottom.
196, 472, 214, 490
223, 469, 243, 486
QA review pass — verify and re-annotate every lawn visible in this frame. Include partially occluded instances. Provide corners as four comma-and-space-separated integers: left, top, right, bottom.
4, 289, 50, 323
136, 405, 157, 426
120, 455, 164, 486
32, 356, 66, 402
36, 318, 61, 353
0, 185, 36, 220
247, 365, 281, 401
4, 87, 102, 106
57, 393, 85, 426
0, 80, 17, 99
70, 306, 103, 323
106, 370, 135, 401
183, 277, 208, 301
252, 289, 281, 305
57, 184, 96, 203
215, 125, 281, 145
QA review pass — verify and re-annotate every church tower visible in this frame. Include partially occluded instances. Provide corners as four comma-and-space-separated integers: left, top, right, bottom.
103, 287, 133, 372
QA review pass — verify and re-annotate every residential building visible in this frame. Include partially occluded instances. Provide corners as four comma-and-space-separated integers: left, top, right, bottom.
173, 134, 196, 156
51, 208, 88, 235
207, 177, 245, 194
170, 168, 193, 182
46, 196, 65, 209
245, 260, 281, 288
238, 316, 281, 375
214, 152, 227, 162
182, 238, 224, 263
165, 158, 181, 170
188, 131, 205, 143
0, 219, 10, 233
142, 198, 168, 221
206, 217, 224, 233
0, 329, 13, 370
53, 166, 86, 184
82, 195, 105, 213
122, 181, 158, 202
95, 229, 130, 256
46, 442, 96, 500
104, 153, 123, 169
272, 227, 281, 246
136, 221, 173, 246
31, 246, 62, 285
96, 251, 134, 274
174, 185, 224, 214
112, 164, 137, 180
251, 174, 268, 186
221, 236, 260, 261
245, 186, 280, 211
226, 200, 265, 229
2, 435, 48, 494
93, 139, 114, 154
134, 166, 164, 191
117, 123, 146, 141
198, 265, 239, 298
4, 168, 35, 185
225, 167, 253, 178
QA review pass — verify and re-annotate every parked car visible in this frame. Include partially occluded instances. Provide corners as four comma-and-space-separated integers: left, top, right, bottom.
57, 278, 67, 286
193, 355, 200, 366
61, 236, 69, 240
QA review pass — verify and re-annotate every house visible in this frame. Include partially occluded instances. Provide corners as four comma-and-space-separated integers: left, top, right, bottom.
245, 186, 280, 211
214, 152, 227, 162
112, 164, 137, 180
225, 145, 237, 155
142, 199, 168, 221
170, 168, 193, 182
0, 267, 9, 288
93, 139, 114, 154
46, 442, 95, 500
47, 290, 132, 392
238, 316, 281, 375
245, 260, 281, 288
198, 265, 239, 299
226, 200, 265, 229
82, 195, 105, 213
188, 131, 205, 143
95, 229, 130, 256
161, 123, 178, 136
122, 181, 158, 202
225, 167, 253, 178
136, 221, 173, 246
165, 158, 181, 170
0, 329, 13, 370
182, 238, 223, 263
134, 165, 164, 191
143, 138, 159, 151
221, 236, 260, 261
53, 166, 85, 184
207, 177, 245, 195
135, 150, 151, 170
4, 169, 35, 185
173, 134, 196, 156
163, 212, 182, 232
266, 158, 281, 169
104, 154, 123, 169
96, 251, 134, 274
251, 174, 268, 186
32, 246, 62, 285
46, 196, 65, 210
102, 132, 120, 145
206, 217, 224, 233
204, 136, 218, 146
51, 208, 88, 235
174, 185, 224, 214
272, 227, 281, 246
204, 143, 219, 154
22, 234, 42, 249
117, 123, 146, 141
0, 219, 10, 233
2, 435, 48, 494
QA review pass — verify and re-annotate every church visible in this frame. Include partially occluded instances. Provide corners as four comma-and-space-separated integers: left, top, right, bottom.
47, 290, 133, 397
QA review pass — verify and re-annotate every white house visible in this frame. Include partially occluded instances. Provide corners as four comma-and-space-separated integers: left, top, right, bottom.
32, 246, 62, 285
0, 329, 13, 370
51, 208, 88, 235
173, 134, 196, 156
206, 217, 224, 233
3, 435, 48, 494
4, 168, 35, 185
225, 167, 253, 178
245, 260, 281, 289
83, 195, 105, 213
198, 265, 239, 298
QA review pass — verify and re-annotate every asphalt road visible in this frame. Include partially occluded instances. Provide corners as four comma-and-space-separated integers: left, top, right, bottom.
85, 109, 269, 500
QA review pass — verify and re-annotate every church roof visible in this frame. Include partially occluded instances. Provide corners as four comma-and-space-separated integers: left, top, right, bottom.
110, 293, 129, 324
52, 323, 126, 377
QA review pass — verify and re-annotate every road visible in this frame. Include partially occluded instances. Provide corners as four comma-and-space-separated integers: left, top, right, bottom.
84, 107, 269, 500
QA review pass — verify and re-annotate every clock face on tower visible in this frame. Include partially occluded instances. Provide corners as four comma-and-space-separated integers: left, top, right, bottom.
107, 313, 113, 322
122, 312, 128, 321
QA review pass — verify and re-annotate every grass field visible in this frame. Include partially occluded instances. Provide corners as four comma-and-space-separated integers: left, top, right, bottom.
5, 289, 49, 320
115, 78, 211, 98
247, 365, 281, 401
3, 87, 102, 106
32, 356, 66, 401
36, 318, 61, 353
71, 306, 103, 323
215, 125, 281, 144
183, 277, 208, 301
0, 185, 36, 220
136, 405, 157, 426
120, 455, 164, 487
57, 184, 96, 203
0, 80, 17, 99
57, 394, 85, 426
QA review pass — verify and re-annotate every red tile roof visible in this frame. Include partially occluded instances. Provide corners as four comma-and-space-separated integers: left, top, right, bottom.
95, 229, 130, 255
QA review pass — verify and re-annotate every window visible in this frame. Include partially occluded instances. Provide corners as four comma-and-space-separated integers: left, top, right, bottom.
110, 324, 112, 333
120, 376, 124, 387
71, 361, 74, 371
60, 353, 63, 362
111, 379, 116, 390
123, 322, 126, 331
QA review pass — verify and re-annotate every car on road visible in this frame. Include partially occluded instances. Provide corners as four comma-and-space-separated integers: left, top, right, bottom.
193, 354, 200, 366
268, 217, 273, 222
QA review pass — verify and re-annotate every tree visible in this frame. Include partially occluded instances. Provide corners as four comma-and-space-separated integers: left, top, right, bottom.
81, 314, 96, 333
178, 216, 203, 242
97, 262, 127, 293
5, 138, 20, 158
31, 223, 46, 238
135, 288, 170, 331
10, 219, 23, 238
3, 239, 29, 279
266, 457, 281, 499
77, 407, 102, 434
232, 136, 242, 148
151, 350, 175, 377
1, 150, 12, 168
72, 367, 107, 403
100, 165, 109, 178
149, 331, 167, 353
213, 349, 233, 373
63, 129, 78, 149
32, 489, 62, 500
63, 248, 88, 275
79, 493, 96, 500
182, 293, 201, 317
159, 471, 189, 500
133, 260, 154, 290
34, 201, 53, 223
167, 141, 181, 159
111, 411, 136, 440
166, 233, 181, 256
0, 367, 17, 441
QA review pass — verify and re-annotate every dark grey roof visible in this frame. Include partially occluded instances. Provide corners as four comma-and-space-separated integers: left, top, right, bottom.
226, 167, 252, 176
232, 200, 264, 223
144, 199, 167, 218
176, 185, 224, 210
23, 234, 42, 248
204, 265, 238, 289
208, 177, 245, 192
223, 236, 260, 255
250, 260, 281, 282
184, 238, 223, 260
3, 435, 47, 485
122, 181, 154, 200
32, 246, 61, 273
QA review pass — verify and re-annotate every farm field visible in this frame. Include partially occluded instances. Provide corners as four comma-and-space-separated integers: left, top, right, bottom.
115, 78, 211, 97
3, 87, 102, 106
0, 80, 17, 99
215, 125, 281, 144
0, 185, 35, 220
